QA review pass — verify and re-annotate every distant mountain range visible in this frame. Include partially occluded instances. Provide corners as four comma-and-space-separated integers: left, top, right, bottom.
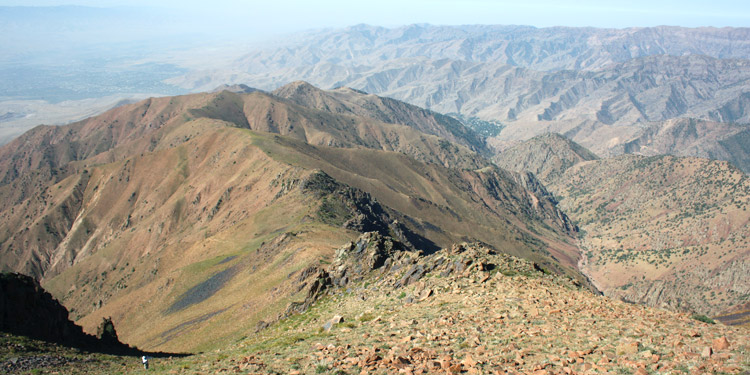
166, 24, 750, 173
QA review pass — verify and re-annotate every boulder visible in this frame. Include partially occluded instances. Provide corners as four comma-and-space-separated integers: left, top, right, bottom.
323, 315, 344, 332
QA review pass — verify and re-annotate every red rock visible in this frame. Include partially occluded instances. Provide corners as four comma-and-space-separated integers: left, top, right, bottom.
448, 363, 463, 374
712, 336, 730, 350
461, 354, 477, 368
617, 341, 640, 355
634, 368, 648, 375
701, 346, 713, 358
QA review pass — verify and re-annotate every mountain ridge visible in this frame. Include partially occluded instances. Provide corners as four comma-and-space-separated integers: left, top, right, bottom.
0, 85, 584, 352
162, 25, 750, 169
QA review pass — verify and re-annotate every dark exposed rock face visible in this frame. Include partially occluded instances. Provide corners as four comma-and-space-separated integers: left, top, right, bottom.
96, 317, 120, 345
301, 170, 437, 251
0, 272, 132, 352
284, 232, 597, 319
330, 232, 410, 287
0, 272, 87, 345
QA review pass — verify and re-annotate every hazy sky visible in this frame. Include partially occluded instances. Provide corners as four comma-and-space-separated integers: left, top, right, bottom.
4, 0, 750, 31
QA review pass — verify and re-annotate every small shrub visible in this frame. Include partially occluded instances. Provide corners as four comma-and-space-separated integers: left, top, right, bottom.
691, 314, 716, 324
358, 313, 376, 322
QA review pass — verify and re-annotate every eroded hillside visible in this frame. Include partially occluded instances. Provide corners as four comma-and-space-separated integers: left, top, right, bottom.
0, 87, 583, 353
498, 134, 750, 317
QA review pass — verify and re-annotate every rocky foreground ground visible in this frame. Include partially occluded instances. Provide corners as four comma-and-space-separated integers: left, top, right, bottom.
2, 237, 749, 374
163, 237, 750, 374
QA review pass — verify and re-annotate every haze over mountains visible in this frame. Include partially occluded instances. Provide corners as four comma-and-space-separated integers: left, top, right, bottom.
168, 24, 750, 171
4, 19, 750, 174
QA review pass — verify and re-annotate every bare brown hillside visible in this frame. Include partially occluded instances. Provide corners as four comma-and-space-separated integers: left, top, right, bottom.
497, 134, 750, 317
554, 156, 750, 316
609, 118, 750, 174
494, 133, 599, 183
0, 87, 583, 352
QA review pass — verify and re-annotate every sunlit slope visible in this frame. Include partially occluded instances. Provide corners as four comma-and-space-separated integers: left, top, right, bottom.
0, 88, 486, 281
497, 134, 750, 317
1, 85, 584, 353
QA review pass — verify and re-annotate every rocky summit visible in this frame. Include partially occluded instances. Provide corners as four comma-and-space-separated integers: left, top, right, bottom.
153, 236, 750, 374
4, 235, 747, 374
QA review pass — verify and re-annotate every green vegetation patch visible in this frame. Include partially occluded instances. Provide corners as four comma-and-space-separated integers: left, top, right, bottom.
690, 313, 716, 324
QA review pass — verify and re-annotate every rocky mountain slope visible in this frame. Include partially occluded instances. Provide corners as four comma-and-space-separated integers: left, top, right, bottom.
4, 239, 748, 374
226, 55, 750, 156
498, 134, 750, 317
0, 85, 582, 353
494, 133, 599, 183
609, 118, 750, 174
163, 239, 750, 374
271, 81, 487, 155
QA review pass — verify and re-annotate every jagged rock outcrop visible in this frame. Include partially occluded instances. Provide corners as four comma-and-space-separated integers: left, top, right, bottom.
0, 272, 133, 352
330, 232, 411, 287
95, 317, 120, 345
285, 233, 595, 317
0, 272, 87, 344
301, 170, 427, 250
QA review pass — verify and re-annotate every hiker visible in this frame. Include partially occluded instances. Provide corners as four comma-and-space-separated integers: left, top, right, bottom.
142, 355, 149, 369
